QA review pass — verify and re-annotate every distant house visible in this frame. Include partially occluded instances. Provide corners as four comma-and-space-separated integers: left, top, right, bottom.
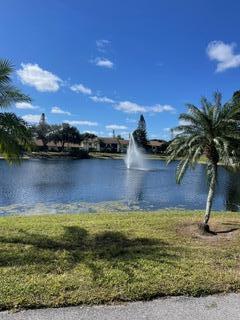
80, 137, 100, 152
148, 139, 168, 153
35, 137, 128, 153
34, 137, 168, 154
99, 138, 119, 152
118, 139, 129, 153
35, 140, 82, 151
80, 137, 129, 153
99, 138, 129, 153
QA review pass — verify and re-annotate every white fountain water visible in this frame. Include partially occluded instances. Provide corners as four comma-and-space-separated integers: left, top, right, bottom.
125, 133, 146, 170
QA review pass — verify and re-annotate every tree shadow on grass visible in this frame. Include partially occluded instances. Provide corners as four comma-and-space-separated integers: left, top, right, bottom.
211, 222, 240, 234
0, 226, 176, 275
215, 228, 239, 234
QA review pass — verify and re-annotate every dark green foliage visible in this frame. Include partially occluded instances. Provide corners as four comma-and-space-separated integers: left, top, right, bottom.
232, 90, 240, 106
232, 91, 240, 126
49, 123, 82, 150
81, 132, 97, 139
0, 59, 31, 108
116, 134, 124, 140
31, 122, 52, 149
151, 140, 169, 154
133, 114, 148, 149
0, 113, 32, 162
0, 59, 32, 162
69, 148, 90, 158
168, 92, 240, 184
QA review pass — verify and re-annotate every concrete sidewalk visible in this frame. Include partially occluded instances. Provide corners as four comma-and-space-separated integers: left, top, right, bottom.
1, 293, 240, 320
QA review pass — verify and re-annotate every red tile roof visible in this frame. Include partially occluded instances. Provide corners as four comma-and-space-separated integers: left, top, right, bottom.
148, 140, 167, 147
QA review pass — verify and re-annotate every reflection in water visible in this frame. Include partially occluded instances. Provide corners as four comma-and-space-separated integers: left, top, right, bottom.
225, 173, 240, 211
125, 169, 147, 204
0, 159, 240, 215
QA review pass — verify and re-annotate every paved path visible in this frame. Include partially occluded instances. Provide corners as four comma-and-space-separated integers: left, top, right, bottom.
1, 294, 240, 320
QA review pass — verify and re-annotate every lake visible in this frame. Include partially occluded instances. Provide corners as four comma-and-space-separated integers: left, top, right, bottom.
0, 159, 240, 215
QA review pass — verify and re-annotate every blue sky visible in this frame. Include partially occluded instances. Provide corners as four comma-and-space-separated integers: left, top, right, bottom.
1, 0, 240, 140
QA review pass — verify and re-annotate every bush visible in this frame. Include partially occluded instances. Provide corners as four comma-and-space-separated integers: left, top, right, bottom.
69, 148, 90, 158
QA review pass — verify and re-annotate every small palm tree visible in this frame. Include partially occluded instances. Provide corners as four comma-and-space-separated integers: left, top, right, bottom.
167, 92, 240, 231
0, 59, 32, 162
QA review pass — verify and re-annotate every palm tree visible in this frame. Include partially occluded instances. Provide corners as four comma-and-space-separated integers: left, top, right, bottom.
167, 92, 240, 231
0, 59, 32, 162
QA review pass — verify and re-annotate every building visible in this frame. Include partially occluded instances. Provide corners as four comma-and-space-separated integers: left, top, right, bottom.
34, 140, 82, 151
99, 137, 128, 153
34, 137, 129, 153
148, 139, 168, 153
34, 137, 168, 154
80, 137, 129, 153
80, 137, 100, 152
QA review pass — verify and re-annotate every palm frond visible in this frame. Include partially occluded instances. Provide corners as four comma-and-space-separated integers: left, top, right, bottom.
0, 112, 32, 163
0, 59, 31, 108
167, 92, 240, 184
0, 59, 13, 85
176, 158, 190, 184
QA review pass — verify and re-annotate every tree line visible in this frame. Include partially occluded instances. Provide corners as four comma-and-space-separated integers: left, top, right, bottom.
31, 115, 96, 151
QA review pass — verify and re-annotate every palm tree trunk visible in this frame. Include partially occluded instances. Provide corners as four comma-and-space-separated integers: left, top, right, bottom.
204, 163, 217, 226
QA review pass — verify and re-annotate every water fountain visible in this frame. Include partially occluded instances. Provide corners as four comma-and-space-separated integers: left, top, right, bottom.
125, 133, 146, 170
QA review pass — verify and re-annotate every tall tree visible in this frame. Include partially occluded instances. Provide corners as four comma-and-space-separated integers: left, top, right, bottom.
49, 123, 82, 151
116, 134, 124, 140
232, 90, 240, 106
167, 92, 240, 231
133, 114, 148, 149
0, 59, 32, 162
31, 113, 51, 149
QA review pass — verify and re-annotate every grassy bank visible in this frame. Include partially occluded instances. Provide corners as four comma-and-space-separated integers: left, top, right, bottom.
90, 152, 208, 162
89, 152, 168, 160
0, 210, 240, 310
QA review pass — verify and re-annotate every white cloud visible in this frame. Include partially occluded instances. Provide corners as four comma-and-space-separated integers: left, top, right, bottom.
51, 107, 71, 115
126, 118, 137, 123
22, 114, 42, 124
90, 96, 115, 103
96, 39, 110, 52
115, 101, 147, 113
17, 63, 62, 92
150, 134, 158, 138
207, 41, 240, 72
115, 101, 175, 114
119, 131, 129, 137
15, 102, 39, 110
106, 124, 128, 130
93, 57, 114, 69
171, 120, 189, 136
163, 127, 171, 131
179, 119, 189, 126
70, 83, 92, 95
150, 104, 176, 113
64, 120, 98, 126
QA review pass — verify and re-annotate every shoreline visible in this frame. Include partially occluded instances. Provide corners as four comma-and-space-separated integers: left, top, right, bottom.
0, 152, 168, 161
0, 151, 209, 162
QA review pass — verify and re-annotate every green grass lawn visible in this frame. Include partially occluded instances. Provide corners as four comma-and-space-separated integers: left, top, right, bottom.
0, 210, 240, 310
